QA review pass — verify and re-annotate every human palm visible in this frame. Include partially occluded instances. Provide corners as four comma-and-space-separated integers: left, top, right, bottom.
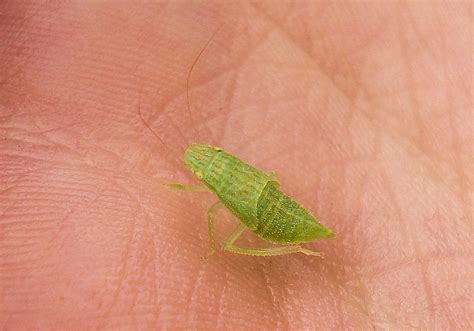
1, 2, 471, 329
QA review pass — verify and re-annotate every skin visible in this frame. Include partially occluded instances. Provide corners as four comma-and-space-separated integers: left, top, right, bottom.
0, 1, 472, 330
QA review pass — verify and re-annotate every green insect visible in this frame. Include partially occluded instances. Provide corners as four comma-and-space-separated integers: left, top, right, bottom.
166, 144, 335, 257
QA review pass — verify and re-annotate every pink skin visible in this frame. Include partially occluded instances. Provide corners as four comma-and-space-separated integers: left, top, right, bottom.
0, 2, 472, 330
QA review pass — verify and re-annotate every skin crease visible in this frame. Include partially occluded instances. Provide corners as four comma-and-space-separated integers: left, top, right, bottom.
0, 1, 472, 330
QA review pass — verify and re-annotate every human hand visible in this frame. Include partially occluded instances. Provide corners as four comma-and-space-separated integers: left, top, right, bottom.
1, 2, 471, 329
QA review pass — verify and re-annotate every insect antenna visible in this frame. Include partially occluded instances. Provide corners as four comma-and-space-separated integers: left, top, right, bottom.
137, 24, 224, 170
185, 24, 224, 125
137, 97, 183, 168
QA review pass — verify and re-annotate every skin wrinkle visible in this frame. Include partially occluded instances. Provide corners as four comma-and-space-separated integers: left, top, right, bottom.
423, 210, 470, 252
393, 14, 438, 326
381, 16, 469, 205
130, 216, 156, 319
396, 7, 439, 187
96, 210, 137, 329
351, 105, 463, 215
404, 6, 443, 70
360, 219, 469, 277
258, 261, 286, 329
330, 132, 384, 326
318, 250, 368, 327
214, 262, 228, 329
332, 275, 374, 329
148, 221, 161, 327
437, 299, 457, 330
83, 181, 148, 327
0, 7, 38, 87
379, 167, 435, 328
3, 141, 85, 169
251, 1, 389, 101
224, 252, 266, 289
437, 20, 471, 225
392, 12, 466, 325
250, 2, 469, 216
238, 7, 379, 163
360, 250, 470, 282
0, 1, 469, 329
1, 135, 80, 162
2, 190, 106, 299
186, 259, 204, 325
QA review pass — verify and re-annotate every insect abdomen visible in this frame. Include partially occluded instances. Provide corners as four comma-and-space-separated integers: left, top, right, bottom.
255, 183, 334, 243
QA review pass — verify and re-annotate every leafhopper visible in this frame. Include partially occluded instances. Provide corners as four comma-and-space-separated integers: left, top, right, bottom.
167, 144, 335, 257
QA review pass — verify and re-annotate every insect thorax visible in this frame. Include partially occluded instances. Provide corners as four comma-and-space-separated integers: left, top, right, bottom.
198, 150, 274, 229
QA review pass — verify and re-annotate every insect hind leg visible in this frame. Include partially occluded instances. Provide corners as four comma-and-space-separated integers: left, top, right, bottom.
222, 224, 323, 257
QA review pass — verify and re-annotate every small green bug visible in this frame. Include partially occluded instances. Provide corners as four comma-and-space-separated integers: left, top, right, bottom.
167, 144, 335, 257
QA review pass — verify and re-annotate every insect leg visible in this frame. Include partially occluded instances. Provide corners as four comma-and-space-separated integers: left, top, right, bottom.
207, 201, 224, 255
222, 225, 323, 257
163, 183, 208, 192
